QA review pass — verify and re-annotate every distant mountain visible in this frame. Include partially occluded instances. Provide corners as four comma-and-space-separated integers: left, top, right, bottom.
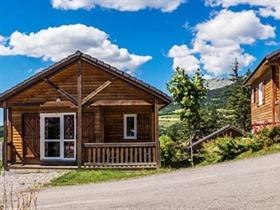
205, 79, 233, 90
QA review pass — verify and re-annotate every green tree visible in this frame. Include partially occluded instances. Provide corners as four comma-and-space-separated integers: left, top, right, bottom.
167, 67, 207, 165
227, 60, 251, 131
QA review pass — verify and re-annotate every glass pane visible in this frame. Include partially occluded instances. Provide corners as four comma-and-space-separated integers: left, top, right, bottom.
45, 142, 60, 157
45, 117, 60, 139
64, 142, 75, 158
64, 115, 75, 139
126, 116, 135, 137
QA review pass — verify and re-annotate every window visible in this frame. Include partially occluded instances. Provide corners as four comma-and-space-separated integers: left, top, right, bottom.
258, 82, 264, 106
124, 114, 137, 139
40, 113, 76, 160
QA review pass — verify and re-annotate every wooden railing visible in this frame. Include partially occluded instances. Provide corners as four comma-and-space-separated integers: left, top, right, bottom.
82, 142, 157, 168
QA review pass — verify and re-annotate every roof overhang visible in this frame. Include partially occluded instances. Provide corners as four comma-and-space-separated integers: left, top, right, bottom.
244, 49, 280, 86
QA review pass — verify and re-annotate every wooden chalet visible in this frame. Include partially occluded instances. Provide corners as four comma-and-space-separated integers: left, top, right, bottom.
0, 51, 171, 170
245, 50, 280, 131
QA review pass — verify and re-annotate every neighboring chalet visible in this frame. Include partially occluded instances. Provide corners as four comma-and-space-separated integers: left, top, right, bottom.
245, 50, 280, 131
191, 125, 244, 151
0, 51, 171, 170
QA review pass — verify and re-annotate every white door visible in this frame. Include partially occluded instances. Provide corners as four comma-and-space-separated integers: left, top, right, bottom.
40, 113, 76, 161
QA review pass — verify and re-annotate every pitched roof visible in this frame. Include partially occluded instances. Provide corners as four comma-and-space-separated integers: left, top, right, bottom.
191, 125, 244, 149
244, 49, 280, 85
0, 51, 172, 104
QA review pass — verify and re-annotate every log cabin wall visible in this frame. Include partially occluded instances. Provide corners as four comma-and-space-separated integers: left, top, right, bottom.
103, 106, 152, 143
5, 60, 161, 164
251, 68, 273, 125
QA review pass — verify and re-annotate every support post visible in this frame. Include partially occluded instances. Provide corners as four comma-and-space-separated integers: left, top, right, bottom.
271, 65, 277, 124
3, 102, 8, 171
154, 100, 161, 168
77, 60, 82, 168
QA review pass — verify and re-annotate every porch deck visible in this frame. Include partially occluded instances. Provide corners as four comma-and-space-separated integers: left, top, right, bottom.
7, 142, 159, 170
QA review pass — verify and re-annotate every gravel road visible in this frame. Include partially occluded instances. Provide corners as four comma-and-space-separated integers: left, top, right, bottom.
38, 153, 280, 210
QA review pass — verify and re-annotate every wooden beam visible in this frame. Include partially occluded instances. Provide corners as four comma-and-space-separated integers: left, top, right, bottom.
40, 101, 77, 108
7, 102, 43, 107
7, 108, 12, 164
90, 100, 152, 106
272, 65, 277, 124
44, 79, 78, 106
77, 60, 82, 168
82, 80, 113, 106
153, 100, 161, 168
3, 101, 8, 171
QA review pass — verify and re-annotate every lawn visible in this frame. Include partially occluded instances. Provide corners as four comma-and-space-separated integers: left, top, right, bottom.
159, 114, 180, 127
49, 168, 172, 187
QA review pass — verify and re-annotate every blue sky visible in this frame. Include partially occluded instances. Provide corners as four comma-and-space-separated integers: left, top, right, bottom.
0, 0, 280, 124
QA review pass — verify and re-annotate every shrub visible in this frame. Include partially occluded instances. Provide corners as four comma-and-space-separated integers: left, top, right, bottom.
199, 137, 243, 164
165, 122, 185, 142
160, 135, 190, 167
160, 135, 176, 166
199, 136, 269, 164
256, 126, 280, 143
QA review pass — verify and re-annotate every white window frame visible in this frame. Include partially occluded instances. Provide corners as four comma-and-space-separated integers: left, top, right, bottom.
40, 113, 76, 161
258, 82, 264, 106
124, 114, 137, 140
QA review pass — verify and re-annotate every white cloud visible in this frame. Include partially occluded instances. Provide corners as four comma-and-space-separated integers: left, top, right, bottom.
0, 24, 152, 72
265, 40, 279, 46
168, 45, 200, 73
169, 9, 275, 76
205, 0, 280, 19
51, 0, 185, 12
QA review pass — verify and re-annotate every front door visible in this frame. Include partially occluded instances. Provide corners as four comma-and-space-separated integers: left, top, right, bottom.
40, 113, 76, 161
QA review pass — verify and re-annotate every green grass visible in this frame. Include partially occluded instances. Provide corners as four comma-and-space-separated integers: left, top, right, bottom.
49, 168, 172, 187
236, 143, 280, 160
159, 114, 180, 127
0, 137, 3, 142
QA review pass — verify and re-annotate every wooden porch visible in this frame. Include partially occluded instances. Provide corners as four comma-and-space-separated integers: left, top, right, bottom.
83, 142, 158, 169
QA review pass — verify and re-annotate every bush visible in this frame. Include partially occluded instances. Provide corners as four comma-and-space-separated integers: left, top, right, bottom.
160, 135, 176, 166
165, 122, 185, 142
256, 126, 280, 144
198, 135, 276, 164
199, 137, 244, 164
160, 135, 191, 167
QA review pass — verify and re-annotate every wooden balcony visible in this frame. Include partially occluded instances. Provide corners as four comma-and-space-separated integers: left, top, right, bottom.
82, 142, 158, 169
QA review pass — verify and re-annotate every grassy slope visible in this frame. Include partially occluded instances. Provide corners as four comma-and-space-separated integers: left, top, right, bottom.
49, 169, 172, 187
236, 143, 280, 160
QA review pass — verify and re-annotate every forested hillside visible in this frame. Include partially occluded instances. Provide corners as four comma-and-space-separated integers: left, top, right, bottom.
160, 83, 233, 115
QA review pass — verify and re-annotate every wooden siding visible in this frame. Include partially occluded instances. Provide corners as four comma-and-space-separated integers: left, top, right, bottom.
103, 106, 152, 143
251, 68, 273, 125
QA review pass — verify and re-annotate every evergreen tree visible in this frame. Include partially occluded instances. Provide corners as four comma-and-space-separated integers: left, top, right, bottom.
227, 59, 251, 131
229, 58, 240, 82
